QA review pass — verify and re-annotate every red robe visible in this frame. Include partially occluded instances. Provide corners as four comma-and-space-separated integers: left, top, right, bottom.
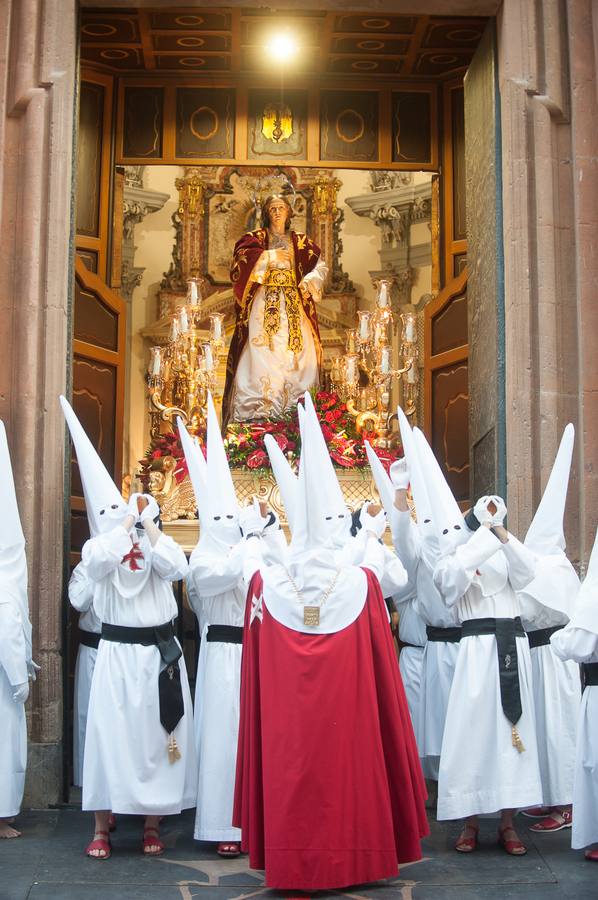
233, 568, 429, 890
222, 229, 322, 427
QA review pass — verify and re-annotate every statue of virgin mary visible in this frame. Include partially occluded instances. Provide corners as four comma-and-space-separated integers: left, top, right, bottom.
222, 195, 328, 426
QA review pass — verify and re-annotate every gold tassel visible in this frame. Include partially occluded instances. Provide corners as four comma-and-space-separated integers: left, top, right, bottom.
511, 725, 526, 753
168, 733, 181, 764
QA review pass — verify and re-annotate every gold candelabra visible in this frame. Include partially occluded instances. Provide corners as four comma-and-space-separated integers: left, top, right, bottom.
147, 279, 226, 438
329, 279, 419, 448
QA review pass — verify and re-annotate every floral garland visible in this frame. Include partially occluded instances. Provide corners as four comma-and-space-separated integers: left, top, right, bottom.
141, 391, 401, 477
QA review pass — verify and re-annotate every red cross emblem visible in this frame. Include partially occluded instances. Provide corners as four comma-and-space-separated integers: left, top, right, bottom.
121, 542, 144, 571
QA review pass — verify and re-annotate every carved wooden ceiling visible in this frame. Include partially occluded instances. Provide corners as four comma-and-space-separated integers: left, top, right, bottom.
81, 8, 486, 80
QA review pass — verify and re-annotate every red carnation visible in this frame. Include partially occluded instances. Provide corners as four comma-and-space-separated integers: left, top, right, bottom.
246, 449, 267, 469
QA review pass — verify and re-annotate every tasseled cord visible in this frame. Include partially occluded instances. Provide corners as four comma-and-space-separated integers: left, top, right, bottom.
511, 725, 525, 753
168, 733, 181, 763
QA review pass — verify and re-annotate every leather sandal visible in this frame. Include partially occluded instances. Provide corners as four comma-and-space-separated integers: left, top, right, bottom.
498, 825, 527, 855
455, 825, 478, 853
529, 809, 572, 833
217, 841, 241, 857
521, 806, 551, 818
142, 826, 165, 857
108, 814, 117, 832
585, 848, 598, 862
85, 830, 111, 860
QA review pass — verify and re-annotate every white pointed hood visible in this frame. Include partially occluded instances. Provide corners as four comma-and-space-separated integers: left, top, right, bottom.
290, 392, 351, 559
60, 395, 127, 536
177, 417, 208, 527
264, 434, 298, 529
518, 424, 579, 619
364, 440, 394, 519
525, 424, 574, 556
412, 426, 469, 554
205, 392, 241, 546
396, 407, 439, 566
0, 420, 32, 660
567, 527, 598, 637
261, 392, 367, 634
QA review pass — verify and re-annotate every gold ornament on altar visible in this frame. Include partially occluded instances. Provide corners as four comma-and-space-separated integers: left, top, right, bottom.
329, 279, 419, 448
147, 278, 226, 440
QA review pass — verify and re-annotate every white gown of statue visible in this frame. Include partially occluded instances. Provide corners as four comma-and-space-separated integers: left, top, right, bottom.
81, 525, 197, 815
188, 540, 245, 842
69, 562, 102, 789
232, 246, 328, 421
0, 591, 28, 819
519, 556, 581, 809
551, 626, 598, 848
434, 527, 543, 820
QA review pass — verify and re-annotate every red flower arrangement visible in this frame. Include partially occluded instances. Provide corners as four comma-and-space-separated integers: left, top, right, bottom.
141, 391, 402, 476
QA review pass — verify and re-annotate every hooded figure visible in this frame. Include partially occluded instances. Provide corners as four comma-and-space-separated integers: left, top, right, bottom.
61, 396, 196, 860
0, 420, 35, 838
233, 392, 428, 891
180, 395, 284, 855
431, 462, 543, 850
551, 526, 598, 857
518, 424, 581, 826
68, 560, 101, 789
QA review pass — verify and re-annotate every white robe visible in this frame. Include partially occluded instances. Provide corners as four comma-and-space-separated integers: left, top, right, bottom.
231, 248, 327, 421
551, 627, 598, 848
81, 525, 197, 815
434, 528, 543, 819
396, 595, 427, 757
393, 510, 459, 778
188, 539, 245, 842
520, 583, 580, 808
68, 563, 101, 788
0, 595, 28, 818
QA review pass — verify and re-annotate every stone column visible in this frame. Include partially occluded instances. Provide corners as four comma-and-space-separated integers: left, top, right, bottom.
0, 0, 78, 803
498, 0, 598, 567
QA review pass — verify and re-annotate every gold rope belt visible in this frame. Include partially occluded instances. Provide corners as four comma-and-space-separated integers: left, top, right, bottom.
263, 268, 303, 355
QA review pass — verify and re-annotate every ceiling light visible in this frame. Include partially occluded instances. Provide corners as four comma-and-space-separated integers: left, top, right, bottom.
265, 31, 299, 63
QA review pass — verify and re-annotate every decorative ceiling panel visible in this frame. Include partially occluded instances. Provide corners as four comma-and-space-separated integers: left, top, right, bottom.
81, 8, 486, 80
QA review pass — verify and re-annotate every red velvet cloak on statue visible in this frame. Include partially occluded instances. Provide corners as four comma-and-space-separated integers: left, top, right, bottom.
222, 229, 322, 427
233, 568, 429, 891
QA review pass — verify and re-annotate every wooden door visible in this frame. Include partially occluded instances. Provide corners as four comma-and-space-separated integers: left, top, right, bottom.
424, 267, 469, 504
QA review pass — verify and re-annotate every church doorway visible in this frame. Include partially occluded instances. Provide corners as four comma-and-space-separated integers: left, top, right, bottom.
65, 4, 503, 793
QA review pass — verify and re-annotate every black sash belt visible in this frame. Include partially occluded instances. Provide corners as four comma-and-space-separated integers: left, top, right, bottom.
461, 617, 525, 730
400, 641, 424, 650
79, 629, 101, 650
426, 625, 462, 643
207, 624, 244, 644
526, 625, 563, 649
581, 662, 598, 690
101, 621, 184, 735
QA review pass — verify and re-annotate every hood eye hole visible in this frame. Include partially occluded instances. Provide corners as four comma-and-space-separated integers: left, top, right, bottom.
454, 525, 461, 530
111, 504, 119, 510
423, 518, 431, 524
226, 515, 234, 520
325, 516, 332, 521
442, 528, 449, 535
214, 515, 221, 521
338, 514, 344, 519
100, 509, 105, 515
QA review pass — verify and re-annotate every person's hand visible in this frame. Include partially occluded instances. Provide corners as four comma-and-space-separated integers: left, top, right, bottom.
474, 496, 507, 528
239, 499, 269, 537
390, 458, 410, 491
361, 507, 387, 540
13, 682, 29, 704
473, 496, 494, 527
127, 492, 143, 523
27, 660, 41, 682
139, 494, 160, 524
487, 495, 507, 527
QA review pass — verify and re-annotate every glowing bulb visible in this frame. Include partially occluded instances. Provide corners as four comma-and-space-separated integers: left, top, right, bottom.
266, 31, 298, 63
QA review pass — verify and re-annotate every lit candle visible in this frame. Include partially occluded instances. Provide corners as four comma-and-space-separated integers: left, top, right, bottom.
377, 280, 390, 308
380, 346, 391, 374
179, 306, 189, 334
188, 280, 199, 307
169, 318, 179, 342
203, 343, 214, 372
404, 315, 416, 343
210, 313, 223, 341
358, 311, 371, 341
345, 354, 358, 384
148, 346, 162, 376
